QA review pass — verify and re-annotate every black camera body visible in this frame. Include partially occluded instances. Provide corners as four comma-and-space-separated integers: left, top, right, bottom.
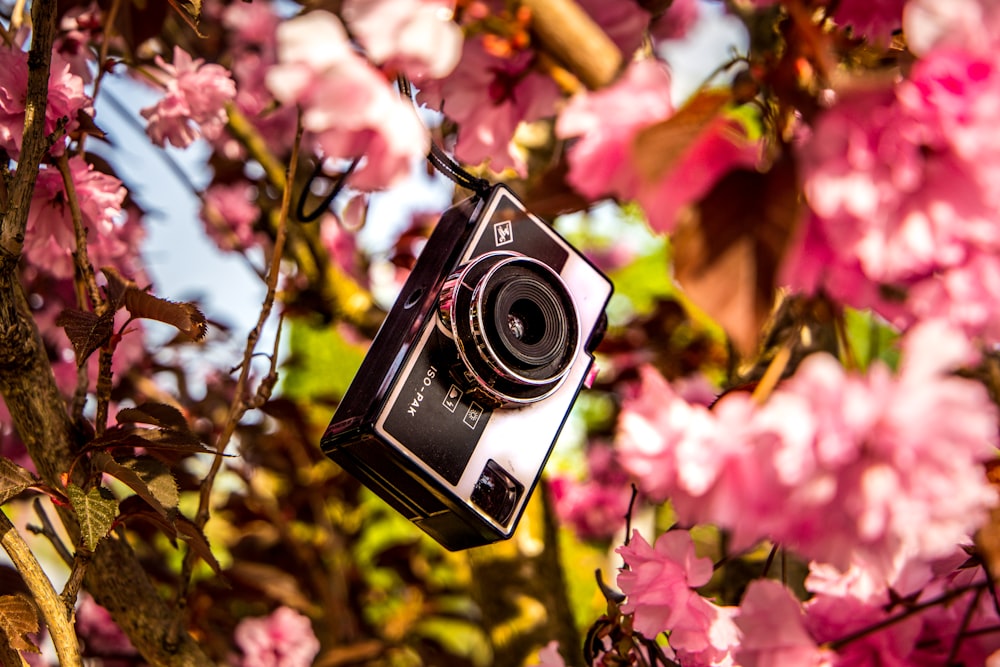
321, 184, 613, 550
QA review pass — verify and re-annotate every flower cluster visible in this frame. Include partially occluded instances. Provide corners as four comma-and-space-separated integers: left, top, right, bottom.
785, 0, 1000, 342
265, 11, 429, 191
0, 43, 91, 158
616, 321, 998, 576
140, 46, 237, 149
232, 606, 320, 667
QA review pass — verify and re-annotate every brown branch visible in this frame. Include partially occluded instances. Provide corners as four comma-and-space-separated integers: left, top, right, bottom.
0, 509, 81, 667
520, 0, 623, 90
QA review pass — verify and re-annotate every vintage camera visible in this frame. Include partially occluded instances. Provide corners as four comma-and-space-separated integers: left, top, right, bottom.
321, 184, 613, 550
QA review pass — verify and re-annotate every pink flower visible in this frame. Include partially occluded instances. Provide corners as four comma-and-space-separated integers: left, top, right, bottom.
556, 58, 673, 201
218, 1, 298, 159
529, 641, 568, 667
419, 36, 560, 175
576, 0, 650, 58
140, 46, 236, 149
615, 321, 998, 577
786, 43, 1000, 341
650, 0, 700, 42
548, 443, 636, 541
342, 0, 462, 80
735, 580, 831, 667
233, 606, 320, 667
201, 182, 261, 252
266, 11, 429, 191
57, 3, 102, 84
617, 530, 738, 659
0, 45, 91, 158
23, 157, 132, 279
76, 593, 138, 658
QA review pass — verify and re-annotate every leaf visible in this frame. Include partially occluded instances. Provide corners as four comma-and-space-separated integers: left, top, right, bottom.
672, 155, 801, 357
229, 562, 316, 613
86, 424, 215, 458
67, 484, 119, 551
174, 515, 223, 575
90, 453, 174, 518
632, 89, 733, 183
54, 308, 114, 364
0, 459, 36, 506
117, 498, 223, 575
116, 403, 189, 432
0, 594, 38, 652
101, 267, 208, 341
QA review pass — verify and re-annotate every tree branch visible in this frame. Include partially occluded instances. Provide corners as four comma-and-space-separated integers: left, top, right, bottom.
521, 0, 623, 90
0, 509, 81, 667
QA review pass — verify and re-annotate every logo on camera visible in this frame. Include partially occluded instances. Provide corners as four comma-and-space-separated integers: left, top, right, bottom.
493, 220, 513, 246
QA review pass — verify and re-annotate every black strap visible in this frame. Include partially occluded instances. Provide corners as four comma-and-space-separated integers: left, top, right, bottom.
294, 76, 492, 222
397, 74, 492, 197
295, 157, 360, 223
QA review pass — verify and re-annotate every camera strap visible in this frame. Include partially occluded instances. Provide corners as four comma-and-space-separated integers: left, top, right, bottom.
295, 76, 492, 222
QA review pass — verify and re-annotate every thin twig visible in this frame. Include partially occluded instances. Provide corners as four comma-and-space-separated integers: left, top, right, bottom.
0, 509, 81, 667
60, 547, 91, 611
827, 583, 986, 651
26, 498, 72, 566
55, 152, 103, 312
946, 585, 984, 664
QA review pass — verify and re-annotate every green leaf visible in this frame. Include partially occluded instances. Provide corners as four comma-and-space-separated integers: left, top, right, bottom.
843, 307, 901, 372
281, 320, 367, 403
0, 594, 38, 652
0, 459, 35, 506
67, 484, 118, 551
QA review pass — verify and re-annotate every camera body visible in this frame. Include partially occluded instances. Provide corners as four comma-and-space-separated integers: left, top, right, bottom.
321, 184, 612, 550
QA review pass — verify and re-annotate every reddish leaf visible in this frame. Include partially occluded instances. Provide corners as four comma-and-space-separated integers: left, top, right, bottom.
91, 453, 173, 518
632, 89, 733, 184
116, 403, 190, 432
117, 498, 222, 575
54, 308, 114, 364
672, 155, 801, 357
0, 594, 38, 652
0, 459, 36, 506
102, 267, 208, 341
86, 424, 215, 458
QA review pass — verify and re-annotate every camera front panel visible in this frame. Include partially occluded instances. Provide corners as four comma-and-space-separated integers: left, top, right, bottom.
372, 186, 612, 540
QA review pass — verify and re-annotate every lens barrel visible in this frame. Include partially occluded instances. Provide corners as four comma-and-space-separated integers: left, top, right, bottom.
439, 252, 580, 404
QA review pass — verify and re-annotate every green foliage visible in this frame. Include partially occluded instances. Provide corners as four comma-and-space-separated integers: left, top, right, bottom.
842, 307, 901, 371
67, 484, 118, 552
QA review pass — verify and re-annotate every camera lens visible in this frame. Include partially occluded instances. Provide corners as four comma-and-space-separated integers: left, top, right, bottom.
438, 252, 581, 405
483, 266, 572, 379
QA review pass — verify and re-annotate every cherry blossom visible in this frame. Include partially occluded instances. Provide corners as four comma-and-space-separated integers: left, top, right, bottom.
266, 10, 429, 191
548, 442, 636, 541
649, 0, 701, 42
419, 35, 560, 175
219, 0, 298, 158
76, 593, 139, 658
735, 580, 831, 667
785, 35, 1000, 341
0, 45, 91, 158
232, 606, 320, 667
341, 0, 462, 80
23, 157, 131, 280
617, 530, 739, 661
201, 182, 262, 253
556, 58, 674, 202
140, 46, 237, 149
616, 322, 998, 576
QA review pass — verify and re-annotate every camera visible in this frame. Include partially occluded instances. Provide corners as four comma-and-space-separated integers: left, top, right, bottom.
321, 184, 613, 550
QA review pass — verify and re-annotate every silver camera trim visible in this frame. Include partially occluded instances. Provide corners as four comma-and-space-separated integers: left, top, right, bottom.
438, 251, 581, 405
